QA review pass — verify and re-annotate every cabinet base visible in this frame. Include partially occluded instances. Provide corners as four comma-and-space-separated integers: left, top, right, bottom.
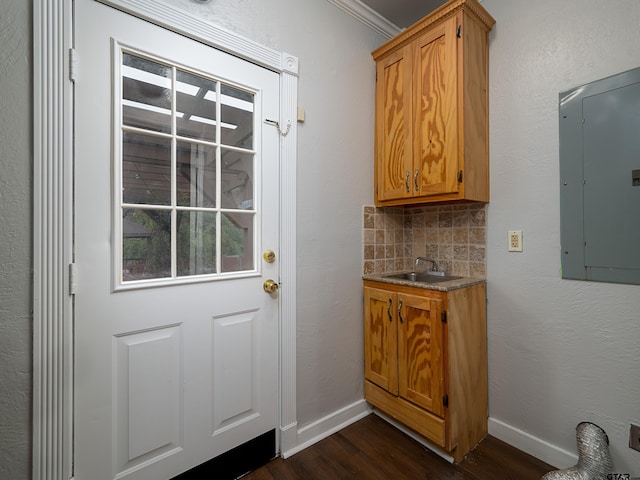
372, 409, 455, 463
364, 380, 446, 448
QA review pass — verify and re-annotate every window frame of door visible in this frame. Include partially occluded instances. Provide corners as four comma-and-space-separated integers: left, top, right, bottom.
33, 1, 298, 478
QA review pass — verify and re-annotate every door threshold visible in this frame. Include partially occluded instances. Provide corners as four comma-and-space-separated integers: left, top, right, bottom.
170, 429, 276, 480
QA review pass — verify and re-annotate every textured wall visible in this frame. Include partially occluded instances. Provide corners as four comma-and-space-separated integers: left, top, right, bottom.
484, 0, 640, 473
0, 0, 32, 478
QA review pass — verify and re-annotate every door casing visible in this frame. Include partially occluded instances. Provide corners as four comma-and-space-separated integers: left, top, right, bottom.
32, 1, 298, 478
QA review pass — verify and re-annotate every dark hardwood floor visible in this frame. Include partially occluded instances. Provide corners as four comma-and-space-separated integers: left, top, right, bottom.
242, 414, 554, 480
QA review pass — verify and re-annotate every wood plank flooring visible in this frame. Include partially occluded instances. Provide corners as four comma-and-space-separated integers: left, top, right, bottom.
242, 415, 555, 480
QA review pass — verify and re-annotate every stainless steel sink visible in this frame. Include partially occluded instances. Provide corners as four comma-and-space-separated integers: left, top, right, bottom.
384, 272, 463, 283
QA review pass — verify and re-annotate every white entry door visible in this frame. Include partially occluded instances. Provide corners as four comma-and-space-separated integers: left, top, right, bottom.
73, 1, 280, 478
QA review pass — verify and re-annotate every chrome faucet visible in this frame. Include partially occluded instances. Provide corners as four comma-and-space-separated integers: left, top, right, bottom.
415, 257, 438, 272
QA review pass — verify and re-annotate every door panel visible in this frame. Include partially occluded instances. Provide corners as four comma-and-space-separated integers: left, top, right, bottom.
363, 287, 398, 394
115, 325, 182, 472
397, 293, 444, 416
414, 17, 459, 197
212, 310, 260, 432
376, 46, 413, 202
74, 1, 280, 479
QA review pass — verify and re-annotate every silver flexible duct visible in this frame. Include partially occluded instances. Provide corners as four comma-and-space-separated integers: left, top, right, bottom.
541, 422, 613, 480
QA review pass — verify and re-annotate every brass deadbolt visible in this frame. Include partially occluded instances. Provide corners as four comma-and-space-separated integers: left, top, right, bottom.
263, 250, 276, 263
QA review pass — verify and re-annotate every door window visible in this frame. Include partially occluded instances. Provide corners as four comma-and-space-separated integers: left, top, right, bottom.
118, 50, 257, 285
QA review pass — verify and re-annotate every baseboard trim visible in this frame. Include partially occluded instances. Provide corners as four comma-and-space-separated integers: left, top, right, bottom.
279, 421, 298, 456
281, 400, 371, 458
280, 407, 578, 469
488, 417, 577, 469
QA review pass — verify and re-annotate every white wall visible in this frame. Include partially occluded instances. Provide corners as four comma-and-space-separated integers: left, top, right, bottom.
0, 1, 32, 478
483, 0, 640, 473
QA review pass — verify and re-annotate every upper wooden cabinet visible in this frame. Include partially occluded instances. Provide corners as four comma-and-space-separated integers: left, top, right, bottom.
372, 0, 495, 206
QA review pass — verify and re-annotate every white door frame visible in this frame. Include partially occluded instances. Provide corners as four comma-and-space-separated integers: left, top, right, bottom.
32, 1, 298, 478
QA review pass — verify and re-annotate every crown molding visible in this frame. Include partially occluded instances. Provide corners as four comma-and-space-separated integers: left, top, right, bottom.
326, 0, 402, 39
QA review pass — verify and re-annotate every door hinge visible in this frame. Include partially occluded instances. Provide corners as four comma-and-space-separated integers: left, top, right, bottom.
441, 311, 447, 323
443, 394, 449, 407
457, 170, 463, 183
69, 48, 78, 82
456, 25, 462, 38
69, 263, 78, 295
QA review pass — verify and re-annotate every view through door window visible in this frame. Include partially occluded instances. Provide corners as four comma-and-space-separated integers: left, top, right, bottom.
119, 50, 257, 284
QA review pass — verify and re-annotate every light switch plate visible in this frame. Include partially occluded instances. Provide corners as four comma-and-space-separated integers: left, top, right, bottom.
508, 230, 523, 252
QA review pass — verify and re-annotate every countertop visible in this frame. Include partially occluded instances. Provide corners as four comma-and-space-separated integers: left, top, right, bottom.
362, 272, 486, 292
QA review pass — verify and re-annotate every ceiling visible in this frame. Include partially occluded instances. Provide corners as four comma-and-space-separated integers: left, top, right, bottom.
358, 0, 449, 29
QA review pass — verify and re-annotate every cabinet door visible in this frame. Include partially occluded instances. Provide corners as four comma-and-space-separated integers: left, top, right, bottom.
413, 16, 459, 197
397, 292, 444, 416
364, 287, 398, 394
375, 45, 413, 202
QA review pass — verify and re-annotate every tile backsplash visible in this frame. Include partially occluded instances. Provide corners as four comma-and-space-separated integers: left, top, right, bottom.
363, 204, 487, 278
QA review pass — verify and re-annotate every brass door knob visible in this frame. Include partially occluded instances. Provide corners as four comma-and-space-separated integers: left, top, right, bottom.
263, 279, 279, 293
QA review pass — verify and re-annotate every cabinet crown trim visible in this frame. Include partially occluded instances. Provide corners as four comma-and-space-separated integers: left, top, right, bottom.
372, 0, 495, 60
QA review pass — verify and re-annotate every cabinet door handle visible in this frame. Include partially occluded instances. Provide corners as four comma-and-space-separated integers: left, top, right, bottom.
414, 169, 419, 192
405, 171, 410, 192
398, 299, 404, 324
387, 299, 393, 322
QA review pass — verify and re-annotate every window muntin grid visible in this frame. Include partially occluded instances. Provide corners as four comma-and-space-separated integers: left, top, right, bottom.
118, 50, 258, 285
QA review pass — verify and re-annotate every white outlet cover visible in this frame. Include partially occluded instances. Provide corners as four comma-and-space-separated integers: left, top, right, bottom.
508, 230, 523, 252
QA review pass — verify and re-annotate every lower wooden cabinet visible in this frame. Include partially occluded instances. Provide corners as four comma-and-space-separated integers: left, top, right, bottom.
363, 280, 487, 462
